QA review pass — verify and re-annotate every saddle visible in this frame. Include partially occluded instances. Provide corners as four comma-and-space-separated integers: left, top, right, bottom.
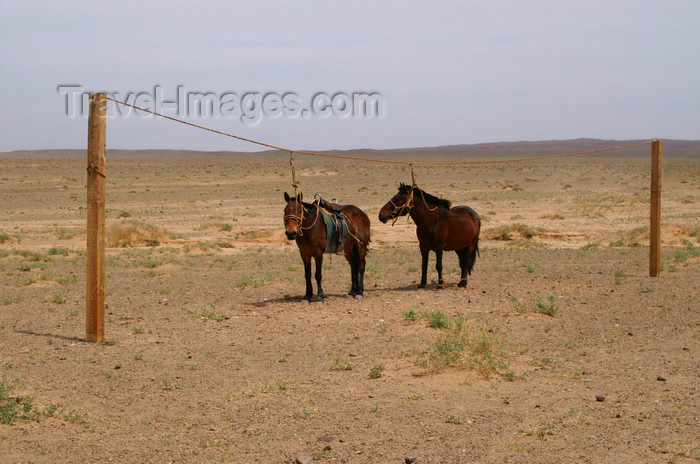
317, 197, 348, 254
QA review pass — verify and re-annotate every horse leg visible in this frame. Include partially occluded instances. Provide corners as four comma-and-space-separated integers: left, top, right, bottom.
418, 245, 429, 288
457, 248, 469, 288
435, 249, 445, 289
314, 255, 325, 300
302, 255, 313, 302
356, 244, 366, 298
347, 245, 358, 298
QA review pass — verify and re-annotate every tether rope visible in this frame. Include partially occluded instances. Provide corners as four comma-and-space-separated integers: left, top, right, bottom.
102, 96, 652, 167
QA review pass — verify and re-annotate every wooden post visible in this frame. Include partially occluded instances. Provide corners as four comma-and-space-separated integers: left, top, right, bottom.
649, 139, 662, 277
86, 93, 107, 342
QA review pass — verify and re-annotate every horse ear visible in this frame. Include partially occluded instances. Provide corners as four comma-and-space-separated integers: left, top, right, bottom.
296, 192, 303, 202
284, 192, 290, 202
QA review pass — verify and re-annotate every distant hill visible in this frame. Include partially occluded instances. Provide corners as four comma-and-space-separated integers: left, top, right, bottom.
2, 139, 699, 160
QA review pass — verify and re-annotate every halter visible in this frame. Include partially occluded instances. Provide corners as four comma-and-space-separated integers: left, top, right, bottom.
387, 185, 442, 225
284, 197, 321, 237
387, 188, 415, 226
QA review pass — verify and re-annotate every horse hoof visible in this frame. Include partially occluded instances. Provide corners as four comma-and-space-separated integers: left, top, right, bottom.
436, 283, 445, 290
458, 281, 468, 288
301, 299, 310, 305
345, 294, 354, 300
354, 294, 363, 300
314, 299, 324, 306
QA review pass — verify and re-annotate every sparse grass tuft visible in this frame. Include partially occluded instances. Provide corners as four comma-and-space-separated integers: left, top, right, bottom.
423, 310, 449, 329
47, 247, 70, 256
107, 220, 176, 247
191, 304, 227, 322
369, 364, 385, 378
613, 269, 626, 285
56, 227, 83, 240
673, 242, 700, 263
512, 293, 560, 316
1, 371, 68, 425
416, 316, 513, 378
521, 425, 558, 440
444, 414, 463, 424
402, 308, 418, 321
608, 227, 646, 248
330, 360, 354, 371
485, 223, 545, 241
235, 276, 262, 289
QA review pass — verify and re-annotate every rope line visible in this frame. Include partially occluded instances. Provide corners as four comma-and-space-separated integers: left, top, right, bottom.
102, 96, 652, 167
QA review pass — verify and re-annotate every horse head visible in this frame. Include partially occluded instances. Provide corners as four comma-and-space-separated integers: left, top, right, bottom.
283, 192, 304, 239
378, 183, 414, 223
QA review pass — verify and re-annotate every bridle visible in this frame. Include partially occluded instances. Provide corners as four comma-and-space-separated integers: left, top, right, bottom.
386, 188, 415, 225
386, 186, 441, 225
284, 197, 321, 237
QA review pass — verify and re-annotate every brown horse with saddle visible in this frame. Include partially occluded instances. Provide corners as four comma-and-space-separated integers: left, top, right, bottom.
284, 192, 370, 302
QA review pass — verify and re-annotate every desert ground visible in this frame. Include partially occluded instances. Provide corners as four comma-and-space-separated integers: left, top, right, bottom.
0, 146, 698, 463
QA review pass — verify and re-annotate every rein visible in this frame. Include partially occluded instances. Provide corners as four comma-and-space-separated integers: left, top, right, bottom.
417, 188, 440, 212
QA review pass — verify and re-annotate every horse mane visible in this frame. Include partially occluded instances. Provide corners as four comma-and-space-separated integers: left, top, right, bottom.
400, 183, 451, 209
285, 194, 318, 211
300, 200, 317, 210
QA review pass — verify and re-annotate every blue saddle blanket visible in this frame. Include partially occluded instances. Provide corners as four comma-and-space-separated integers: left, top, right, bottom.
321, 208, 349, 254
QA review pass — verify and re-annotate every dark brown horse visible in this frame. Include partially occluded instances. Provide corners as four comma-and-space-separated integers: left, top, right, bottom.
378, 183, 480, 289
284, 192, 371, 302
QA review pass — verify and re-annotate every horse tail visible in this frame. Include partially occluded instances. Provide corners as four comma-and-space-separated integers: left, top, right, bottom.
460, 239, 479, 276
351, 240, 361, 267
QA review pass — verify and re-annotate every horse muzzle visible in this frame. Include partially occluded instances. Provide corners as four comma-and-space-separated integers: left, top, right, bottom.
285, 230, 298, 240
378, 211, 391, 224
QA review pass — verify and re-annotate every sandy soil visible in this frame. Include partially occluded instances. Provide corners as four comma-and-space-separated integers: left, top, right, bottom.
0, 153, 699, 463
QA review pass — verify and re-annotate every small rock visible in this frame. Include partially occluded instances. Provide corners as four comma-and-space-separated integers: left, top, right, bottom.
114, 364, 121, 370
296, 456, 312, 464
657, 376, 666, 382
405, 458, 418, 464
596, 395, 605, 402
317, 435, 333, 443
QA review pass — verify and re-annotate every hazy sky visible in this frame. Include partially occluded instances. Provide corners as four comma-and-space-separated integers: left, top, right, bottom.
0, 1, 698, 152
